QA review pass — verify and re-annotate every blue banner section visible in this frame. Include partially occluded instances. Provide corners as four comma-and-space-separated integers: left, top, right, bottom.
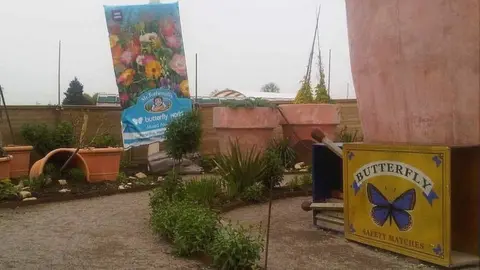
121, 88, 192, 149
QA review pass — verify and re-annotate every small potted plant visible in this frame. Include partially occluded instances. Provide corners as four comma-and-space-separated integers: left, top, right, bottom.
213, 98, 279, 154
78, 131, 123, 182
0, 144, 13, 180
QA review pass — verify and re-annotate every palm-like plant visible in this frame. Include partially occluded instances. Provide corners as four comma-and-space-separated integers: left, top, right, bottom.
213, 140, 266, 198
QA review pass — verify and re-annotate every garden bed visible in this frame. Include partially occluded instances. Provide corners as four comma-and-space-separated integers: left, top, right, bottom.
0, 179, 161, 209
0, 174, 311, 210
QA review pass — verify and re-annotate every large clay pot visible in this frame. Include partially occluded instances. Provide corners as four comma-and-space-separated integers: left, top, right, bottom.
213, 107, 279, 154
78, 147, 123, 182
279, 104, 340, 143
0, 155, 12, 180
278, 104, 340, 163
4, 145, 33, 178
29, 148, 90, 182
346, 0, 480, 145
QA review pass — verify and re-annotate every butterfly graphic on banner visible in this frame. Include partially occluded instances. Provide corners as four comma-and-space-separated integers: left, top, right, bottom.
367, 183, 416, 231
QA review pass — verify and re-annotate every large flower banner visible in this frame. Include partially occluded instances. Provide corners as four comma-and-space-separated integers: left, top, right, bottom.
104, 3, 192, 149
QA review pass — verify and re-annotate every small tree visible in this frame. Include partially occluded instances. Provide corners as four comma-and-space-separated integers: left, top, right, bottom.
261, 82, 280, 93
62, 77, 93, 105
164, 109, 203, 162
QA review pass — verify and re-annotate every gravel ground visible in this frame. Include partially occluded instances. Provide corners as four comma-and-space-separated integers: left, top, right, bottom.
222, 196, 443, 270
0, 192, 201, 270
0, 192, 475, 270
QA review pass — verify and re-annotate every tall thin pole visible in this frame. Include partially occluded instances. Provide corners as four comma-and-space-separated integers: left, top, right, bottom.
195, 53, 198, 103
327, 49, 331, 96
0, 86, 15, 145
57, 40, 61, 106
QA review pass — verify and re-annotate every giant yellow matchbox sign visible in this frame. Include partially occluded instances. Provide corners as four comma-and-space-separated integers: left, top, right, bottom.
343, 144, 451, 266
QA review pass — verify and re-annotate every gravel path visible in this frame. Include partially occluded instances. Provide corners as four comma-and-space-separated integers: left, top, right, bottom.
0, 192, 471, 270
0, 192, 201, 270
223, 196, 439, 270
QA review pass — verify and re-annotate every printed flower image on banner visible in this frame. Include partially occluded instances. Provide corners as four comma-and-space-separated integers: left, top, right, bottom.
104, 3, 190, 110
104, 3, 192, 149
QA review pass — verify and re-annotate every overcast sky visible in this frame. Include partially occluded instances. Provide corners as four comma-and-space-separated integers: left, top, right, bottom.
0, 0, 354, 105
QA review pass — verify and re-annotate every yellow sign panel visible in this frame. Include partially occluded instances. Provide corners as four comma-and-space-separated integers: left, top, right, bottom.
343, 144, 451, 266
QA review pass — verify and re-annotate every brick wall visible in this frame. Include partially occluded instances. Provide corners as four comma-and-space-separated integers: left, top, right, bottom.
0, 100, 361, 164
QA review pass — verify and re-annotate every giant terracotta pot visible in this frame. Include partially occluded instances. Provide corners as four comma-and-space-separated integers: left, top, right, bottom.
346, 0, 480, 145
4, 145, 33, 178
213, 107, 279, 154
279, 104, 340, 143
278, 104, 340, 164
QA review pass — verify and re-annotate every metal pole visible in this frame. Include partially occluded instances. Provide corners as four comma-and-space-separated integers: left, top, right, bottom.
0, 86, 15, 145
327, 49, 332, 96
264, 177, 274, 270
195, 53, 198, 103
58, 40, 61, 106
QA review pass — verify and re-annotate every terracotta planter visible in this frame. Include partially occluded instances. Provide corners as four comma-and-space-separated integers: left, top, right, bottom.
278, 104, 340, 143
346, 0, 480, 145
213, 107, 279, 154
78, 147, 123, 182
0, 155, 13, 180
29, 148, 90, 182
4, 145, 33, 178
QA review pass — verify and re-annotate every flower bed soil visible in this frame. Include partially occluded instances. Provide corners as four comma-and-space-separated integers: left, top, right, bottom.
0, 181, 161, 209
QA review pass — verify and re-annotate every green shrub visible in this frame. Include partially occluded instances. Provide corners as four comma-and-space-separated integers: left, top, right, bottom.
288, 176, 302, 191
299, 174, 313, 187
68, 168, 85, 182
240, 182, 264, 203
162, 170, 184, 201
149, 187, 168, 213
336, 126, 363, 142
172, 201, 218, 256
164, 110, 202, 161
183, 176, 222, 207
90, 134, 118, 148
44, 163, 60, 179
151, 198, 219, 256
210, 223, 264, 270
150, 199, 184, 240
221, 97, 276, 108
214, 141, 266, 198
21, 122, 75, 156
266, 138, 296, 169
260, 148, 284, 189
52, 121, 76, 149
199, 155, 216, 173
21, 123, 54, 156
0, 179, 18, 200
24, 174, 48, 191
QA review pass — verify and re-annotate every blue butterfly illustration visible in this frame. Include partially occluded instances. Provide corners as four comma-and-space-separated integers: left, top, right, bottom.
367, 183, 416, 231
